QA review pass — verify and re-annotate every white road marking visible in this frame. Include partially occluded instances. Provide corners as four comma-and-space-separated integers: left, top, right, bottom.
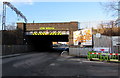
83, 61, 104, 63
79, 62, 82, 63
49, 63, 56, 66
69, 59, 81, 61
1, 54, 21, 58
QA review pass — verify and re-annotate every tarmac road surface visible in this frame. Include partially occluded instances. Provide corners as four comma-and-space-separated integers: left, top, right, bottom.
1, 52, 120, 78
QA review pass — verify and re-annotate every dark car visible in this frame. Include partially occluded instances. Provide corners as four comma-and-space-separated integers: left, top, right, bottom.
64, 48, 69, 52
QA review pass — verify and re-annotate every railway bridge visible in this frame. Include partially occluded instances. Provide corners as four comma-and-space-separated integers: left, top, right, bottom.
17, 21, 78, 51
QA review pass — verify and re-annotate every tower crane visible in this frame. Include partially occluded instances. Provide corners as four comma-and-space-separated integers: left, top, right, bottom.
2, 2, 27, 30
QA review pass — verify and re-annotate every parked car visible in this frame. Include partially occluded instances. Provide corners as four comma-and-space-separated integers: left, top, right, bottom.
64, 48, 69, 52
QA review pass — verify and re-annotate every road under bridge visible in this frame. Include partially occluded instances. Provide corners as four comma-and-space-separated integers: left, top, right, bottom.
17, 21, 78, 51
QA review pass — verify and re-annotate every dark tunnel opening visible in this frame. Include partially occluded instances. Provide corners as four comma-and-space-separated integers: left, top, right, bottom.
26, 35, 69, 52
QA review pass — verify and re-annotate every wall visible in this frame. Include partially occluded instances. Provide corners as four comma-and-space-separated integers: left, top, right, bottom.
2, 30, 24, 45
0, 31, 2, 45
69, 48, 92, 57
0, 31, 2, 56
0, 45, 1, 56
1, 30, 33, 55
0, 30, 28, 55
0, 45, 1, 78
2, 45, 34, 55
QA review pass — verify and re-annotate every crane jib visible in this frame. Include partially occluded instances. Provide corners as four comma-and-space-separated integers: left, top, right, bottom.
3, 2, 27, 23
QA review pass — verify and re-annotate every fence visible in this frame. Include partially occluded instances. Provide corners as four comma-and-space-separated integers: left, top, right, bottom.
93, 35, 120, 53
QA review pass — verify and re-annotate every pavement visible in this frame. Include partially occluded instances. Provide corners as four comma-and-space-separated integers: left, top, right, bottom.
0, 54, 22, 59
0, 52, 38, 59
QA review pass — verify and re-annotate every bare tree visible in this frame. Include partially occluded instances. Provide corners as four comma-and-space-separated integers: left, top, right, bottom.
100, 1, 120, 17
100, 1, 120, 28
96, 20, 120, 36
5, 22, 16, 30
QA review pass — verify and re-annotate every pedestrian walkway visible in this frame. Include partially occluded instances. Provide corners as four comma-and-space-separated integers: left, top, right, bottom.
0, 53, 23, 59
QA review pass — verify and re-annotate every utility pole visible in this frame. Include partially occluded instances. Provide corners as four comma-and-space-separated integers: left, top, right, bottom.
2, 2, 27, 30
2, 3, 6, 30
118, 1, 120, 26
118, 1, 120, 53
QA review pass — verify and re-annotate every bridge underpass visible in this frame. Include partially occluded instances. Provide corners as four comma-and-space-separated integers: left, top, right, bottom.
17, 21, 78, 53
26, 35, 69, 52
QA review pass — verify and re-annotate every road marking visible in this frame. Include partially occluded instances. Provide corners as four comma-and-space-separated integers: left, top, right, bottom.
79, 62, 82, 63
1, 54, 21, 58
69, 59, 81, 61
49, 63, 56, 66
83, 61, 104, 63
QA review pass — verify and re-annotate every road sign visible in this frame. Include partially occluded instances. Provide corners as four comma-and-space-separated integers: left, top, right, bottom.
96, 33, 101, 38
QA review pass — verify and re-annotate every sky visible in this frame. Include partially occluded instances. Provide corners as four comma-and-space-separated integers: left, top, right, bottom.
0, 0, 118, 29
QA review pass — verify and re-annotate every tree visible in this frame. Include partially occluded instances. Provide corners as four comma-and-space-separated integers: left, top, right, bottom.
5, 22, 16, 30
95, 20, 120, 36
100, 1, 120, 16
97, 1, 120, 36
100, 1, 120, 26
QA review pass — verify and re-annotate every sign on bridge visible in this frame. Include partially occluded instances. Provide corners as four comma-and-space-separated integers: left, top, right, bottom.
26, 30, 69, 35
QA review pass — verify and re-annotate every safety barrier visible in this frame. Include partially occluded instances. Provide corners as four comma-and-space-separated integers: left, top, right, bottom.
87, 51, 120, 62
109, 53, 120, 62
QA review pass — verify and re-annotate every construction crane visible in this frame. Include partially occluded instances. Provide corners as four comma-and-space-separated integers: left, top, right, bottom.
2, 2, 27, 30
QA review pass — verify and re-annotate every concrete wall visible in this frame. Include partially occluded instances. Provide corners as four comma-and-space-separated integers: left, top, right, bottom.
69, 48, 92, 57
2, 45, 34, 55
